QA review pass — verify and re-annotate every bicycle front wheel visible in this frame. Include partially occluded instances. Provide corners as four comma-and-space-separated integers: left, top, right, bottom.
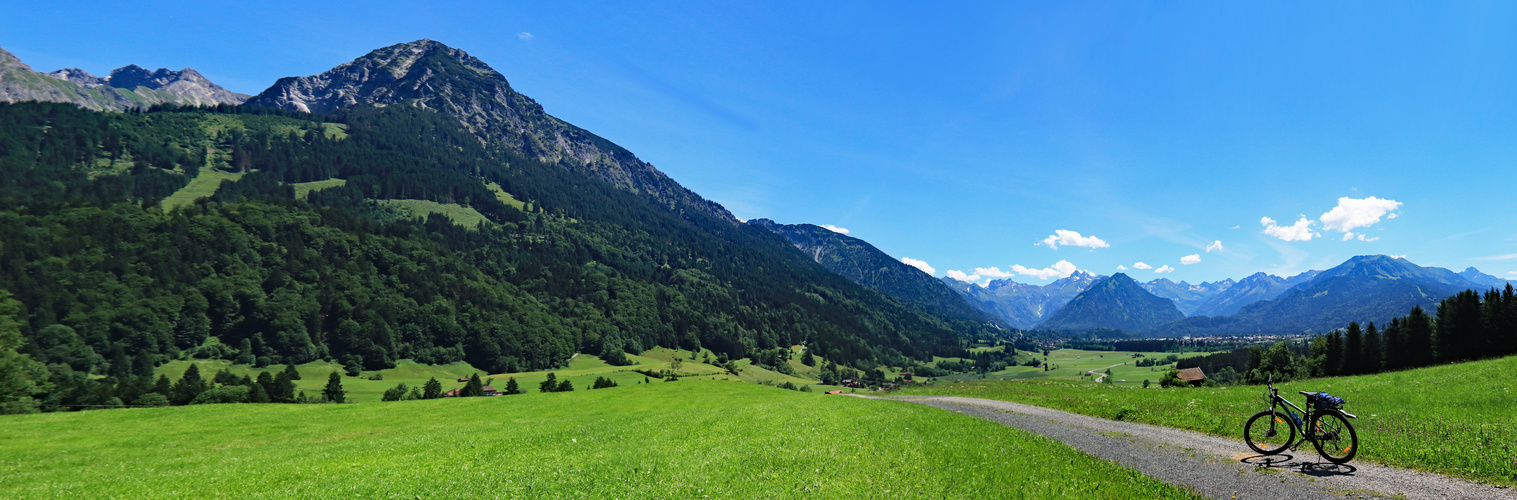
1243, 410, 1296, 455
1310, 410, 1358, 464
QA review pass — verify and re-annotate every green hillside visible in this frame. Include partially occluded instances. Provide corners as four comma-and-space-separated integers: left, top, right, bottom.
898, 354, 1517, 487
0, 381, 1199, 499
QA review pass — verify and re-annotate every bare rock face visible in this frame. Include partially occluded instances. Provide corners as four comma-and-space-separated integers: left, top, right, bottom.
0, 46, 247, 110
245, 39, 736, 224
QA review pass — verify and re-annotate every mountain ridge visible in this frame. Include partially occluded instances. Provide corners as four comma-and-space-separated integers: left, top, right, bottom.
0, 46, 246, 109
1035, 273, 1186, 333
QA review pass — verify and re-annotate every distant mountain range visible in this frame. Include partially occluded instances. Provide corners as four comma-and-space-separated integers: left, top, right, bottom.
1141, 278, 1235, 315
748, 219, 996, 324
0, 46, 246, 110
1035, 273, 1185, 332
940, 271, 1100, 328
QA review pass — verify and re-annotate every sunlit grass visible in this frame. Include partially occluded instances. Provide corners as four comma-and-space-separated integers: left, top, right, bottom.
0, 380, 1201, 499
899, 354, 1517, 486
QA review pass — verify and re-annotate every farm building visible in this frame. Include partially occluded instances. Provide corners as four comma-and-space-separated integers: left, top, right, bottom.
1176, 367, 1206, 387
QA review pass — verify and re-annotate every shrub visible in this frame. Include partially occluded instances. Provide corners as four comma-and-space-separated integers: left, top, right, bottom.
190, 385, 250, 405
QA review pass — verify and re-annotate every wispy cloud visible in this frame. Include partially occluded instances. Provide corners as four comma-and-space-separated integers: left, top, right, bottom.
1116, 265, 1127, 271
517, 32, 534, 41
821, 225, 850, 234
1474, 253, 1517, 261
1180, 254, 1201, 265
1205, 240, 1223, 252
1154, 265, 1175, 273
1131, 262, 1153, 270
974, 267, 1016, 279
1036, 230, 1110, 250
901, 257, 934, 275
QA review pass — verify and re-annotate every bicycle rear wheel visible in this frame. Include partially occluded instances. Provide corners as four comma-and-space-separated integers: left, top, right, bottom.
1243, 410, 1295, 455
1310, 410, 1358, 464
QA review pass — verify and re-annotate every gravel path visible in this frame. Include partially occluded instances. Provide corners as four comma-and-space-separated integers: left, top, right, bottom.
884, 395, 1514, 500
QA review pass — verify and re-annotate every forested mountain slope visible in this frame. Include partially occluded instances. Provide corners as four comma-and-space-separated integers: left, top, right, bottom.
243, 39, 732, 224
748, 219, 997, 325
0, 96, 991, 410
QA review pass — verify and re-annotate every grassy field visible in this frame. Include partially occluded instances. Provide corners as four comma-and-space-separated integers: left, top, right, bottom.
292, 178, 346, 199
160, 169, 244, 211
897, 354, 1517, 487
485, 181, 527, 210
377, 199, 489, 228
934, 348, 1202, 387
0, 380, 1202, 499
155, 348, 778, 403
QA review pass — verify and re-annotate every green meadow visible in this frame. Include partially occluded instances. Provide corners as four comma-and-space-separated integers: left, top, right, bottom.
934, 348, 1203, 387
160, 169, 244, 211
0, 381, 1201, 499
377, 199, 490, 228
898, 354, 1517, 487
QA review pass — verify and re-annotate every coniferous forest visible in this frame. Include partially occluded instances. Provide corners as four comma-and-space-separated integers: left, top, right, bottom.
0, 102, 997, 412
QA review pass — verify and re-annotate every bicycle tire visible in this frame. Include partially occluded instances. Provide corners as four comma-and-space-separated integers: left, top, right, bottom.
1310, 410, 1358, 464
1243, 410, 1296, 455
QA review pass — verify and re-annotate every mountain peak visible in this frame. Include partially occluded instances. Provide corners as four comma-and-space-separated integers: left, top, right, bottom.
0, 46, 31, 70
1036, 272, 1184, 333
245, 40, 737, 224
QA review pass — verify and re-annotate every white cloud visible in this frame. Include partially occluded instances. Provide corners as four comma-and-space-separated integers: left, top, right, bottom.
1116, 265, 1128, 271
1036, 230, 1110, 250
1180, 254, 1201, 265
946, 270, 980, 282
1231, 225, 1241, 230
973, 266, 1016, 279
1357, 234, 1379, 242
1007, 260, 1078, 280
1474, 253, 1517, 261
1342, 232, 1355, 241
901, 257, 935, 275
821, 225, 850, 234
1320, 196, 1402, 233
1391, 254, 1407, 259
1132, 262, 1153, 270
1205, 240, 1223, 252
1261, 216, 1317, 242
1154, 265, 1175, 273
517, 32, 534, 40
1508, 271, 1517, 277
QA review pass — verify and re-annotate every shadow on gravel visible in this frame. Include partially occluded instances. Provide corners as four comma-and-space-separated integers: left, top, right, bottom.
1240, 454, 1359, 477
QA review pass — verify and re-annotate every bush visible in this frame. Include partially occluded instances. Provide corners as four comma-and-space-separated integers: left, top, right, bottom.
189, 385, 250, 404
601, 347, 632, 367
132, 393, 169, 407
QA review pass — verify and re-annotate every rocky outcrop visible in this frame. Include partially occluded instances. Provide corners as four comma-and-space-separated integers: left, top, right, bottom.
0, 46, 246, 111
244, 39, 736, 223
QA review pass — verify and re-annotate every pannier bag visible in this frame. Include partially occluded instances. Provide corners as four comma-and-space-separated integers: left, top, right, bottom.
1313, 392, 1345, 410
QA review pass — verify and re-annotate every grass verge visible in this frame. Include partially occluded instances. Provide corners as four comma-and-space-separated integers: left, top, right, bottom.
897, 354, 1517, 487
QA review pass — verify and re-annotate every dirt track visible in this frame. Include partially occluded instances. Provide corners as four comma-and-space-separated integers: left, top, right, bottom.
883, 395, 1515, 499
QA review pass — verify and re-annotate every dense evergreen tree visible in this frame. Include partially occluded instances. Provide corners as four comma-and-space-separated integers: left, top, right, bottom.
1362, 322, 1381, 373
1342, 322, 1363, 375
0, 291, 49, 413
461, 373, 484, 397
539, 373, 558, 393
282, 364, 301, 380
503, 377, 520, 395
169, 364, 206, 405
423, 377, 442, 399
323, 371, 345, 403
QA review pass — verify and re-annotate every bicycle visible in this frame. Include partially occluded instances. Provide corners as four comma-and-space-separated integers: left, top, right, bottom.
1242, 374, 1359, 464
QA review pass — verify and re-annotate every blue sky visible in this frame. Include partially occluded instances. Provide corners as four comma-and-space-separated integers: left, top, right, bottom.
6, 2, 1517, 285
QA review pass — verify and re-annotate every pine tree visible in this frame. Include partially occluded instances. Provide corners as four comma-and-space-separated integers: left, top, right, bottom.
271, 371, 295, 403
504, 377, 521, 395
557, 379, 574, 392
323, 371, 345, 403
0, 292, 48, 414
154, 374, 171, 396
1382, 318, 1405, 371
1406, 306, 1434, 367
462, 373, 484, 397
1343, 322, 1363, 375
423, 377, 442, 399
170, 364, 207, 405
1362, 322, 1382, 373
801, 349, 815, 367
248, 382, 271, 403
539, 373, 558, 393
283, 363, 302, 380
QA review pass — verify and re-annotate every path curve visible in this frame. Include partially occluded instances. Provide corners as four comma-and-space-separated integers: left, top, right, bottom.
1086, 362, 1125, 383
881, 395, 1514, 500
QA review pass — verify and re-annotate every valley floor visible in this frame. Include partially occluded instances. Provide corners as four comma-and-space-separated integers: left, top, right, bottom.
0, 380, 1200, 499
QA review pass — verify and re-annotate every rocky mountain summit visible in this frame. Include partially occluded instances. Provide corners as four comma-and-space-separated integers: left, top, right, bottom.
1035, 273, 1186, 333
244, 39, 735, 224
0, 46, 246, 110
